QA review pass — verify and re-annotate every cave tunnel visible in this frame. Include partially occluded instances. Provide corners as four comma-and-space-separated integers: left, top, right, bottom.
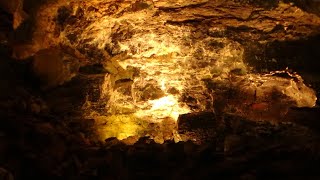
0, 0, 320, 179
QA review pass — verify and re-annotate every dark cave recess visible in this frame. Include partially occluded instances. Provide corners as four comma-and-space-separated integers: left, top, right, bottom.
243, 35, 320, 105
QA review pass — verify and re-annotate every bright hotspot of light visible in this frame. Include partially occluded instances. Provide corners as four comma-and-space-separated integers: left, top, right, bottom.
135, 95, 190, 121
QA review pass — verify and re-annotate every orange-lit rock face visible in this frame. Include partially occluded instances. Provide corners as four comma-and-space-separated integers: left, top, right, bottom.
19, 0, 319, 142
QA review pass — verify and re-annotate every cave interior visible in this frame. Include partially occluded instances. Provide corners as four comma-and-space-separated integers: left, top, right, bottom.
1, 0, 320, 179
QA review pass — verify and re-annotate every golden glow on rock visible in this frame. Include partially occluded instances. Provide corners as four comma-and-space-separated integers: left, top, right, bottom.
95, 114, 145, 141
135, 95, 191, 121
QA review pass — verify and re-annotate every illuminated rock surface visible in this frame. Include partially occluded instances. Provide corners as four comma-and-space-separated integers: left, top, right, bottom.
10, 0, 319, 141
0, 0, 320, 179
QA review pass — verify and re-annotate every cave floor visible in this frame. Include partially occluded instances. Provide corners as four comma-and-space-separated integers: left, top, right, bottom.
1, 99, 320, 179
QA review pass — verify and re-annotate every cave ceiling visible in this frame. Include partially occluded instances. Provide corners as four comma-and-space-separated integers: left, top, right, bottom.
9, 0, 320, 59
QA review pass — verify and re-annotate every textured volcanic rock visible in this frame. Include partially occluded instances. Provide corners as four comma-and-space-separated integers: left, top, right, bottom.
0, 0, 318, 133
2, 0, 317, 141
